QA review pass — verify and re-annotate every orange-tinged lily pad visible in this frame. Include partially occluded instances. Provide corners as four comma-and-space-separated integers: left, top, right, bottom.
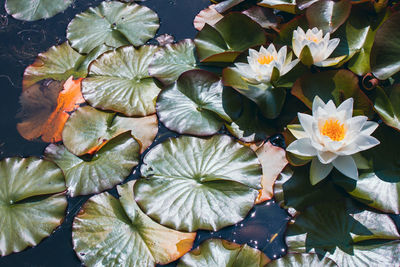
17, 76, 85, 143
73, 181, 196, 266
254, 141, 288, 204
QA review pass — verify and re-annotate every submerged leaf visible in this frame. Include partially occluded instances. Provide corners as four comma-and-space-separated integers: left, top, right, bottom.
45, 132, 140, 197
0, 157, 67, 256
62, 106, 158, 155
73, 181, 196, 266
5, 0, 73, 21
17, 76, 85, 143
178, 239, 270, 267
135, 135, 262, 232
157, 70, 229, 136
82, 45, 160, 116
67, 1, 159, 54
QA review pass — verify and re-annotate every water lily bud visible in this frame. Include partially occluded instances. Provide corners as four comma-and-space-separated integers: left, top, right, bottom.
292, 27, 344, 67
233, 44, 299, 84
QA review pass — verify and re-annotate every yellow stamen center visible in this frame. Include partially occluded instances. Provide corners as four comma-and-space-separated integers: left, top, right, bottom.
307, 36, 319, 43
320, 118, 346, 141
257, 54, 274, 65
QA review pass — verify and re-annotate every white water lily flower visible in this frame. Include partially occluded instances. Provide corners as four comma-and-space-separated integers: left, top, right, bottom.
286, 96, 380, 185
292, 27, 343, 67
234, 44, 299, 84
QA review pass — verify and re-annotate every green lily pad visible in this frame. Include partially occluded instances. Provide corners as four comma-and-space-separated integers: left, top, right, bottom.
22, 42, 110, 90
267, 253, 337, 266
291, 70, 373, 117
0, 157, 67, 256
45, 132, 140, 197
373, 84, 400, 131
82, 45, 161, 116
258, 0, 298, 14
156, 70, 230, 136
194, 13, 266, 63
178, 239, 269, 267
148, 39, 198, 85
62, 105, 158, 156
274, 165, 346, 212
223, 87, 276, 142
306, 0, 351, 34
286, 199, 400, 266
371, 12, 400, 80
73, 181, 196, 266
67, 1, 159, 54
332, 8, 390, 75
333, 125, 400, 214
134, 135, 262, 232
223, 67, 286, 119
5, 0, 72, 21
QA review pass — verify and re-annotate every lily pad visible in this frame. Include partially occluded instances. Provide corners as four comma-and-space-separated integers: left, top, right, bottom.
333, 125, 400, 214
82, 45, 161, 116
223, 88, 276, 142
22, 42, 102, 90
306, 0, 351, 34
371, 12, 400, 80
373, 84, 400, 131
17, 76, 85, 143
291, 70, 373, 117
267, 253, 337, 266
286, 199, 400, 266
223, 67, 286, 119
273, 165, 346, 212
73, 181, 196, 266
156, 70, 230, 136
194, 13, 266, 63
148, 39, 198, 85
255, 141, 288, 204
5, 0, 73, 21
0, 157, 67, 256
335, 9, 390, 75
62, 105, 158, 155
193, 4, 224, 31
178, 239, 270, 267
258, 0, 298, 14
134, 135, 262, 232
45, 132, 139, 197
67, 1, 159, 54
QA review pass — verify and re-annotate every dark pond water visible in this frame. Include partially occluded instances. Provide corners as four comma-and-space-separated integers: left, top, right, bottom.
0, 0, 290, 266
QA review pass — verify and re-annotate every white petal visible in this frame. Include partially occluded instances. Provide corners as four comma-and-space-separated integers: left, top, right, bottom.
360, 121, 379, 136
281, 58, 299, 76
287, 124, 308, 139
336, 143, 360, 156
277, 46, 287, 66
314, 55, 346, 67
354, 135, 380, 151
292, 38, 303, 58
310, 158, 333, 185
249, 49, 258, 59
324, 100, 337, 114
296, 26, 305, 36
286, 138, 318, 157
324, 38, 340, 58
332, 155, 358, 179
312, 96, 326, 115
317, 150, 338, 164
298, 113, 314, 136
337, 98, 354, 120
346, 116, 367, 134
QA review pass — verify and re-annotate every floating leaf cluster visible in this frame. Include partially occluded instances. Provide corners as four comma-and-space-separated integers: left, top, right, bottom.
3, 0, 400, 266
